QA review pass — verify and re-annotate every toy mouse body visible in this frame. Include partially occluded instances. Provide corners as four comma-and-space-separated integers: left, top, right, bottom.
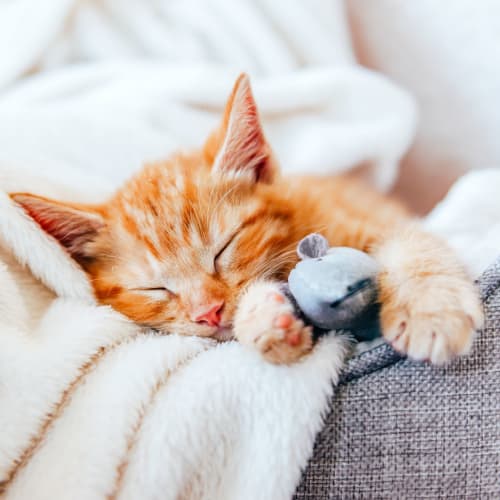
286, 233, 381, 341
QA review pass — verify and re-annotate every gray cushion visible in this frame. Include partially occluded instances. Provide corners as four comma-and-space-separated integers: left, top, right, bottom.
295, 258, 500, 499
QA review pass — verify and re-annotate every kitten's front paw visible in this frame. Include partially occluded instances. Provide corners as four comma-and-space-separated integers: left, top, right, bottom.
380, 276, 483, 364
234, 282, 313, 364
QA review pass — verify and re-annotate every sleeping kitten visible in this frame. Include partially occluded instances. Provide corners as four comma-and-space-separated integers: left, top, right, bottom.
11, 74, 483, 364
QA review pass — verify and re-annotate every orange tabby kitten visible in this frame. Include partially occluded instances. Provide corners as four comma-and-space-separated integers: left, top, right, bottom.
11, 74, 483, 364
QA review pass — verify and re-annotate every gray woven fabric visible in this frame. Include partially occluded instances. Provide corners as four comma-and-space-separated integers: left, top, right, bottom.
295, 258, 500, 499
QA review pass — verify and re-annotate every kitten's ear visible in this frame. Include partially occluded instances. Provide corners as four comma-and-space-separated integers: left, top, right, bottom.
204, 73, 277, 183
11, 193, 105, 261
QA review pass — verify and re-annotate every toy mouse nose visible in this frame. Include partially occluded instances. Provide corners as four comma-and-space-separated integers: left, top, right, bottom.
191, 301, 224, 327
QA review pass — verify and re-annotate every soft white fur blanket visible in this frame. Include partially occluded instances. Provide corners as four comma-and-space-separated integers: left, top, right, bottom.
0, 223, 347, 500
1, 1, 499, 499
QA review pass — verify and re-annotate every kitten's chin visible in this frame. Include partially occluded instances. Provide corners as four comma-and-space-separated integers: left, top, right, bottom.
211, 326, 234, 342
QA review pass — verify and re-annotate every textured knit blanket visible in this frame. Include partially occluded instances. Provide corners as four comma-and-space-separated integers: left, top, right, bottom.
294, 256, 500, 499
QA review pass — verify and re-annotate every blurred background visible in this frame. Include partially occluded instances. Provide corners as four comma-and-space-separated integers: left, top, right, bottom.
0, 0, 499, 214
349, 0, 500, 212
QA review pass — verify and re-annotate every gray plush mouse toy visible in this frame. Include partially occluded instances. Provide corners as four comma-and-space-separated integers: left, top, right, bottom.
285, 233, 381, 341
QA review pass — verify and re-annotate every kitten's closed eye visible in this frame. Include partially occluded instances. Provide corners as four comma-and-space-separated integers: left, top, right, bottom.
214, 233, 238, 273
133, 287, 172, 301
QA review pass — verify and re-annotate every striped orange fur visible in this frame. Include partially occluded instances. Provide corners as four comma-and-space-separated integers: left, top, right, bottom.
12, 74, 482, 364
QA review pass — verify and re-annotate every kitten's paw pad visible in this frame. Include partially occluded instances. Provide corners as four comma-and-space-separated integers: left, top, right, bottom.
234, 283, 313, 364
382, 279, 483, 364
252, 317, 313, 364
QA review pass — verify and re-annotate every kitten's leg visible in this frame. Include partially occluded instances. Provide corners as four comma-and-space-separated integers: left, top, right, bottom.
233, 281, 313, 364
373, 223, 483, 364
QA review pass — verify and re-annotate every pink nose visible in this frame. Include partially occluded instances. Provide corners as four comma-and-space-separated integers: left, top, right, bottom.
192, 301, 224, 327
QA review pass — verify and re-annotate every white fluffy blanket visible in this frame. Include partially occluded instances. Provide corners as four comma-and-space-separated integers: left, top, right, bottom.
0, 1, 499, 499
0, 214, 347, 499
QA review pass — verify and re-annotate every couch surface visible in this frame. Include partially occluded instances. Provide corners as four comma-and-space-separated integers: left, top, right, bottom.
295, 257, 500, 499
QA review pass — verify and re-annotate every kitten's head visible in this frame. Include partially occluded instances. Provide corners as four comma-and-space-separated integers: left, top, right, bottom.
12, 74, 302, 338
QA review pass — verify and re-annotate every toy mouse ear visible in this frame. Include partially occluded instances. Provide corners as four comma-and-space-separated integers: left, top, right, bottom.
297, 233, 329, 260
